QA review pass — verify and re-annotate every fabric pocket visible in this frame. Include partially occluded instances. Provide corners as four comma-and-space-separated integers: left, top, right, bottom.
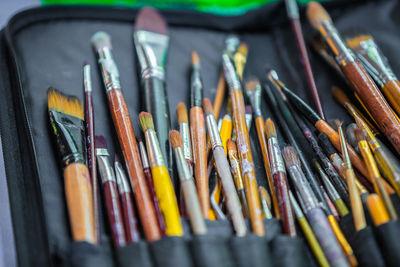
269, 235, 310, 267
149, 236, 194, 267
374, 220, 400, 267
67, 242, 114, 267
115, 241, 153, 267
230, 234, 272, 267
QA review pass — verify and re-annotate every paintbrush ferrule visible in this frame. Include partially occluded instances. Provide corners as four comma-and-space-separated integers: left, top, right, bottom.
174, 146, 192, 182
145, 130, 166, 167
206, 114, 223, 149
138, 141, 150, 169
285, 0, 299, 19
267, 137, 286, 175
290, 191, 304, 218
190, 64, 203, 107
84, 64, 92, 93
246, 87, 262, 118
338, 126, 352, 170
96, 149, 116, 183
222, 52, 241, 91
115, 161, 132, 194
225, 35, 240, 54
96, 47, 122, 92
179, 123, 192, 162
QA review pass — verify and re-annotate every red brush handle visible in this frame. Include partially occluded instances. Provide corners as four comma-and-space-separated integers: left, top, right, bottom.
102, 180, 126, 247
119, 192, 140, 242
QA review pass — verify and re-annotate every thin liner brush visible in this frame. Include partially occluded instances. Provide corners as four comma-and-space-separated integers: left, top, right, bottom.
259, 186, 273, 219
204, 99, 247, 236
176, 102, 193, 175
170, 130, 207, 235
266, 119, 297, 237
285, 0, 325, 120
222, 52, 265, 236
189, 51, 209, 218
139, 112, 183, 236
233, 43, 248, 81
92, 31, 161, 241
83, 62, 99, 243
245, 77, 279, 219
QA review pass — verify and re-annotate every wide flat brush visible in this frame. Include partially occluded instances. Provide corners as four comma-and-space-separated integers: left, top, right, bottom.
47, 88, 95, 243
307, 2, 400, 155
134, 7, 173, 175
92, 32, 161, 241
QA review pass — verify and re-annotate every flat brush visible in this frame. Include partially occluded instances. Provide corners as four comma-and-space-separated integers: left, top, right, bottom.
134, 7, 173, 174
115, 155, 140, 242
139, 112, 183, 236
92, 31, 161, 241
245, 77, 279, 218
189, 51, 209, 218
233, 43, 248, 81
266, 119, 296, 237
222, 52, 264, 236
47, 88, 95, 243
285, 0, 325, 120
345, 32, 400, 116
307, 1, 400, 155
83, 62, 99, 243
259, 186, 273, 219
96, 136, 126, 247
176, 102, 192, 175
170, 130, 207, 235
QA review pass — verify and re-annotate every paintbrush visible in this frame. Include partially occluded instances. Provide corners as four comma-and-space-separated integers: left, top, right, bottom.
115, 155, 140, 242
170, 130, 207, 235
338, 125, 367, 232
367, 193, 390, 227
92, 31, 161, 241
245, 105, 253, 131
139, 112, 183, 236
189, 51, 209, 218
222, 51, 264, 236
283, 146, 351, 267
345, 32, 400, 116
138, 140, 166, 234
134, 7, 173, 175
289, 191, 330, 267
227, 139, 249, 218
95, 136, 126, 247
176, 102, 193, 175
204, 98, 247, 236
285, 0, 325, 120
233, 43, 248, 81
245, 77, 279, 218
266, 119, 296, 236
355, 129, 398, 220
259, 186, 273, 219
307, 2, 400, 155
83, 62, 99, 243
47, 88, 96, 243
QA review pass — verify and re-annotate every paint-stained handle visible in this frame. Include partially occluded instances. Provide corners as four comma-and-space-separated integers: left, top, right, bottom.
382, 80, 400, 116
151, 165, 183, 236
342, 62, 400, 154
64, 162, 96, 243
107, 89, 161, 241
181, 179, 207, 235
190, 106, 209, 218
120, 192, 140, 243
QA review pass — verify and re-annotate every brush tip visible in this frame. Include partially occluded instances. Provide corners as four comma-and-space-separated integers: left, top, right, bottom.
306, 1, 332, 29
265, 118, 277, 138
169, 130, 182, 149
345, 33, 373, 49
139, 111, 154, 132
192, 50, 200, 65
227, 138, 237, 151
354, 128, 366, 142
282, 146, 301, 168
135, 7, 167, 35
258, 186, 271, 207
91, 31, 112, 50
237, 43, 248, 55
245, 76, 261, 93
47, 87, 83, 119
202, 98, 213, 115
176, 102, 188, 123
95, 135, 107, 149
222, 114, 232, 122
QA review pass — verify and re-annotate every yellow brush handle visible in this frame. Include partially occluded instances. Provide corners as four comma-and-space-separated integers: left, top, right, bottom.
333, 199, 349, 218
151, 166, 183, 236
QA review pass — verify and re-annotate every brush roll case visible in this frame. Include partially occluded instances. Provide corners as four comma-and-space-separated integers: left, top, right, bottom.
374, 220, 400, 267
2, 0, 400, 266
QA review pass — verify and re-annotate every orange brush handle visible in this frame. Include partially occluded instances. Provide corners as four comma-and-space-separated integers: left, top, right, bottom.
64, 162, 95, 243
213, 72, 226, 119
382, 80, 400, 116
342, 62, 400, 155
255, 116, 280, 219
190, 106, 209, 218
107, 89, 161, 241
231, 90, 264, 236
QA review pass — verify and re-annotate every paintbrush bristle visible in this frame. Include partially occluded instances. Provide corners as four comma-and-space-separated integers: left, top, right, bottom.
237, 43, 248, 55
95, 135, 108, 149
91, 31, 112, 51
306, 2, 332, 29
355, 128, 366, 143
192, 50, 200, 65
265, 118, 277, 138
227, 138, 237, 152
176, 102, 188, 123
47, 88, 83, 119
258, 186, 271, 209
222, 114, 232, 122
139, 111, 154, 132
202, 98, 214, 115
169, 130, 183, 149
245, 77, 261, 93
134, 7, 167, 35
282, 146, 301, 168
345, 34, 373, 49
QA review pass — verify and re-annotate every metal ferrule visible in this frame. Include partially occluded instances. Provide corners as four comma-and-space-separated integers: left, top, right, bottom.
190, 64, 203, 107
247, 90, 262, 118
134, 31, 169, 81
115, 161, 132, 194
222, 52, 242, 91
97, 47, 121, 92
96, 149, 116, 184
319, 21, 355, 66
317, 167, 340, 201
83, 64, 92, 93
145, 130, 166, 167
338, 126, 352, 170
245, 112, 252, 130
206, 114, 223, 150
174, 147, 192, 182
138, 141, 150, 169
267, 137, 286, 175
225, 35, 240, 54
285, 0, 299, 20
352, 39, 396, 86
179, 123, 192, 162
289, 191, 304, 219
288, 165, 319, 212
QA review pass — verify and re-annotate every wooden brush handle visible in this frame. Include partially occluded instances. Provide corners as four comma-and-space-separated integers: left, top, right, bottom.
342, 62, 400, 154
213, 71, 226, 119
255, 116, 280, 219
181, 179, 207, 235
107, 89, 161, 241
119, 192, 140, 243
382, 80, 400, 116
190, 106, 209, 218
64, 162, 95, 243
345, 169, 366, 231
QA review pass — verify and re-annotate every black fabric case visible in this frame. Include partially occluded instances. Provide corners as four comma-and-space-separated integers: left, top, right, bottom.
2, 0, 400, 266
